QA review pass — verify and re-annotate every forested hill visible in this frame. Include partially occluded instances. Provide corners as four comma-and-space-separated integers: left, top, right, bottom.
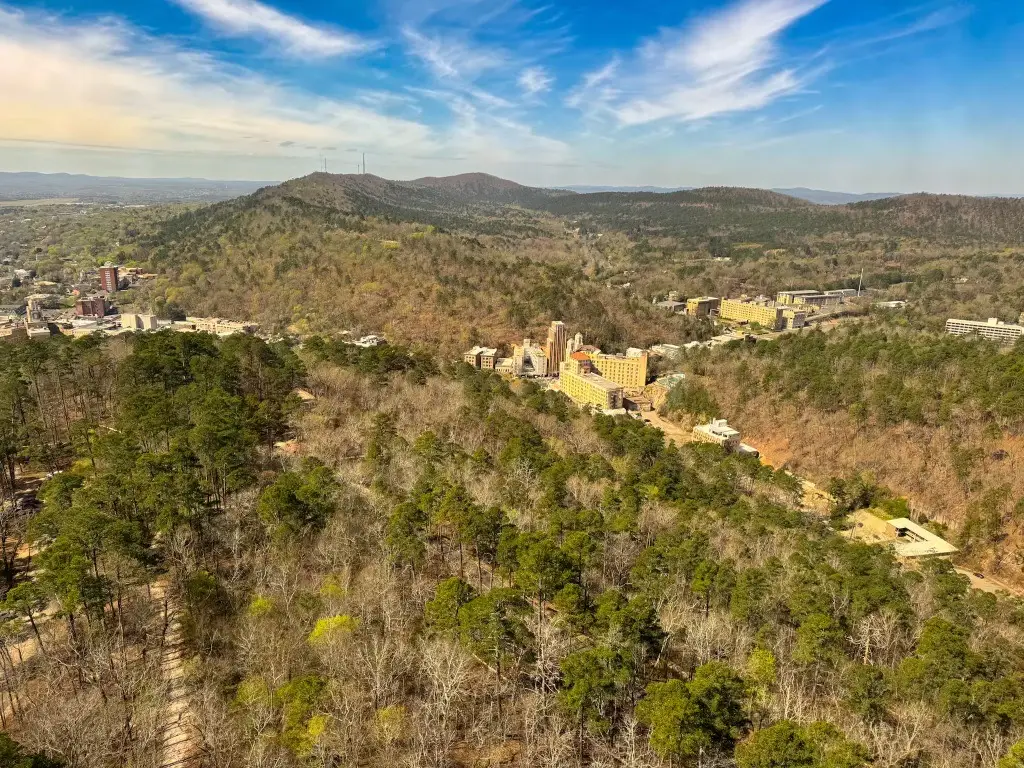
211, 172, 1024, 244
3, 331, 1024, 767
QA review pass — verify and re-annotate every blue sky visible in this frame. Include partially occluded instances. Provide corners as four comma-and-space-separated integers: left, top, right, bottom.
0, 0, 1021, 192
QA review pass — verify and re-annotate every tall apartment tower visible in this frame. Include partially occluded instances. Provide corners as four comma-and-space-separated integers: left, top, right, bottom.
99, 265, 119, 293
546, 321, 567, 375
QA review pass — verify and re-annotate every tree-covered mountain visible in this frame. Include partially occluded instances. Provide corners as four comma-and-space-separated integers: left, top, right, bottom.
226, 172, 1024, 244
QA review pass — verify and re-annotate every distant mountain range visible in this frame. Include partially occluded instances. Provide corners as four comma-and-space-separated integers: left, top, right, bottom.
141, 171, 1024, 247
3, 171, 1020, 210
0, 172, 269, 204
560, 185, 903, 205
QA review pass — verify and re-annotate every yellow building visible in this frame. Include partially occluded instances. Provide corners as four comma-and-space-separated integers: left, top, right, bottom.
718, 299, 784, 330
559, 357, 624, 410
686, 296, 721, 317
584, 349, 649, 391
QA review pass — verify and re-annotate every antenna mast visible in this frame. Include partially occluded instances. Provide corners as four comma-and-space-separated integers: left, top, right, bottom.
362, 152, 366, 174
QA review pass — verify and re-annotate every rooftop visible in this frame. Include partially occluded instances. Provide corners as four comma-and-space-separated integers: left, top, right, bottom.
695, 419, 740, 440
888, 518, 959, 557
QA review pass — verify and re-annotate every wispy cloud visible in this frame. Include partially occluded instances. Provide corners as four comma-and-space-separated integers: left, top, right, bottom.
0, 3, 573, 178
518, 66, 553, 96
569, 0, 827, 126
398, 0, 569, 112
172, 0, 373, 57
402, 27, 507, 79
0, 5, 431, 155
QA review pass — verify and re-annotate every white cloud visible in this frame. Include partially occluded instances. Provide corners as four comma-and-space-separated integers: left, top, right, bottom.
0, 4, 573, 178
402, 27, 506, 79
0, 6, 433, 157
518, 66, 553, 96
172, 0, 373, 57
570, 0, 827, 126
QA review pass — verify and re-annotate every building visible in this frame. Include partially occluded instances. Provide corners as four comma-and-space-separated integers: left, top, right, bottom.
495, 358, 518, 375
876, 300, 908, 310
719, 299, 785, 330
850, 512, 958, 558
781, 308, 807, 329
121, 313, 160, 331
826, 289, 860, 299
0, 302, 26, 319
776, 289, 844, 309
75, 296, 108, 318
559, 356, 624, 410
692, 419, 741, 450
99, 264, 120, 293
182, 317, 257, 336
776, 290, 822, 305
945, 317, 1024, 344
686, 296, 721, 317
353, 335, 385, 348
546, 321, 568, 375
583, 348, 649, 391
650, 344, 682, 359
0, 325, 28, 343
463, 346, 499, 370
654, 299, 686, 312
512, 339, 548, 377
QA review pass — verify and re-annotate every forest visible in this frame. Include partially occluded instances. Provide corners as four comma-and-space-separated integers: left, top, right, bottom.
0, 329, 1023, 767
666, 322, 1024, 589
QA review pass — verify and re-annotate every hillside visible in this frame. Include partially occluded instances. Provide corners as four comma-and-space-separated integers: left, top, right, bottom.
136, 182, 707, 349
3, 331, 1023, 768
250, 173, 1024, 244
664, 324, 1024, 588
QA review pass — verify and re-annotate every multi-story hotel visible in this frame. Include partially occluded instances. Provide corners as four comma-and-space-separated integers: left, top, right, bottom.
582, 348, 648, 391
686, 296, 721, 317
945, 317, 1024, 344
719, 299, 785, 330
559, 355, 624, 410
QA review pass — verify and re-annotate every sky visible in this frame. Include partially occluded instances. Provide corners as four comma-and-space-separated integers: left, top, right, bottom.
1, 0, 1022, 193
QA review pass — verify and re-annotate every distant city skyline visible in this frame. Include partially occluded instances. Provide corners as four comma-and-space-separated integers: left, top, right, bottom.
1, 0, 1022, 194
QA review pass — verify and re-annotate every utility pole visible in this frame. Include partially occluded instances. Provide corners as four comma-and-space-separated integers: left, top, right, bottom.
857, 267, 864, 296
362, 152, 366, 174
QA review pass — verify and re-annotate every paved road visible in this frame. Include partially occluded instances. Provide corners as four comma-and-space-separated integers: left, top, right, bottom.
954, 567, 1024, 597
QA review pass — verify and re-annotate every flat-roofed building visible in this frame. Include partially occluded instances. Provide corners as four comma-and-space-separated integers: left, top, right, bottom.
183, 317, 257, 336
692, 419, 741, 450
75, 296, 108, 318
655, 299, 686, 312
781, 308, 807, 329
121, 313, 160, 331
850, 511, 958, 558
686, 296, 721, 317
512, 338, 548, 377
776, 290, 821, 305
583, 348, 649, 391
777, 289, 845, 308
463, 346, 499, 369
945, 317, 1024, 344
99, 264, 120, 293
719, 299, 784, 330
559, 357, 624, 410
